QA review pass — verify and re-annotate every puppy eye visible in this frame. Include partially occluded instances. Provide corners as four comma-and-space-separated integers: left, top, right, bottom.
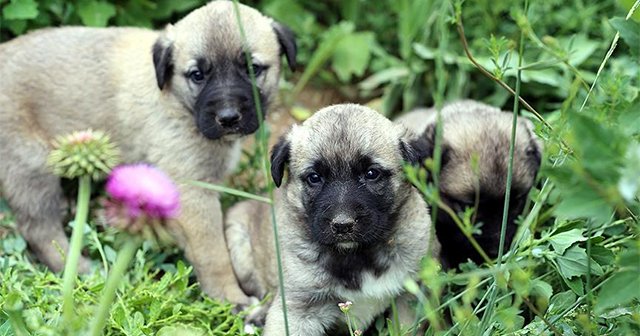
247, 63, 266, 77
189, 70, 205, 83
364, 168, 380, 180
306, 172, 323, 185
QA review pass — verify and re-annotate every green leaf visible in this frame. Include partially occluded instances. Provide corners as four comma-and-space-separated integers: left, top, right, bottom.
617, 241, 640, 269
359, 66, 410, 91
157, 325, 206, 336
0, 320, 11, 336
563, 275, 584, 295
2, 0, 39, 20
4, 19, 28, 35
610, 17, 640, 56
589, 245, 615, 266
263, 0, 316, 34
151, 0, 202, 20
556, 245, 604, 279
293, 22, 354, 94
548, 228, 587, 255
495, 306, 525, 332
548, 291, 576, 315
562, 34, 599, 67
530, 279, 553, 311
113, 1, 153, 28
595, 270, 640, 313
290, 105, 313, 121
77, 0, 116, 27
599, 306, 633, 319
332, 32, 375, 82
618, 143, 640, 202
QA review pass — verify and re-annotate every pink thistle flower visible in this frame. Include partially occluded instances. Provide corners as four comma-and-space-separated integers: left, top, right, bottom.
105, 164, 180, 221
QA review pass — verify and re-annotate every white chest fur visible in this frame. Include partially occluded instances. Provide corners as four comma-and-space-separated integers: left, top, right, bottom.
334, 264, 410, 327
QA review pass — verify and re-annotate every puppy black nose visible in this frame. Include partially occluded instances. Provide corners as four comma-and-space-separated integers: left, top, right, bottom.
216, 108, 241, 127
331, 215, 355, 234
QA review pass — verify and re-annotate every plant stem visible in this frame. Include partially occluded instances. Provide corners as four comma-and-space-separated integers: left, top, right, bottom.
62, 175, 91, 325
4, 308, 30, 336
478, 1, 526, 332
585, 219, 593, 335
579, 0, 640, 112
232, 1, 290, 335
346, 312, 355, 336
89, 235, 141, 336
404, 168, 493, 264
453, 4, 572, 155
437, 199, 493, 265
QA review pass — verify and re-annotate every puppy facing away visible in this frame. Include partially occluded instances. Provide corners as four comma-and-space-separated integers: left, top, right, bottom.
0, 1, 296, 306
395, 100, 542, 268
224, 104, 433, 335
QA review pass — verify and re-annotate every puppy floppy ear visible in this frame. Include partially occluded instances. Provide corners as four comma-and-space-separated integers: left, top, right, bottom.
523, 120, 543, 172
271, 21, 297, 71
400, 124, 435, 166
270, 136, 291, 188
152, 36, 174, 90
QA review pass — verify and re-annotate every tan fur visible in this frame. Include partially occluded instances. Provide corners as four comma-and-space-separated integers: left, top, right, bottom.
225, 104, 433, 335
0, 1, 289, 306
396, 100, 542, 205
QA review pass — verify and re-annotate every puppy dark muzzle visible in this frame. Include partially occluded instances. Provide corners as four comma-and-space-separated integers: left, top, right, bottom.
193, 84, 261, 140
330, 213, 355, 235
436, 194, 526, 268
215, 108, 242, 128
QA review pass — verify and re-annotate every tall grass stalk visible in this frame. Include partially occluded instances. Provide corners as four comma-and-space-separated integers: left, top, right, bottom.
232, 2, 290, 335
478, 1, 527, 333
61, 175, 91, 325
429, 0, 449, 227
187, 180, 272, 204
410, 1, 451, 330
451, 2, 572, 154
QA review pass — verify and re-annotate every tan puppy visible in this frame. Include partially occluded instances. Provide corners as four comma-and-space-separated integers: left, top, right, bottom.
396, 100, 542, 268
225, 104, 433, 335
0, 1, 296, 306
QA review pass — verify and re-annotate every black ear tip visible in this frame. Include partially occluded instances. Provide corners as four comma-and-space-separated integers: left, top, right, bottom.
400, 138, 429, 165
272, 176, 283, 188
152, 38, 173, 90
400, 127, 434, 166
271, 21, 297, 71
526, 139, 542, 168
270, 137, 291, 188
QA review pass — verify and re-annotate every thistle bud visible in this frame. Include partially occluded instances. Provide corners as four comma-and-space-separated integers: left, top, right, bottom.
47, 129, 120, 180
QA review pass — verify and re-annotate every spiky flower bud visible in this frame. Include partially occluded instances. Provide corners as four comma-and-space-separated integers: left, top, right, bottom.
47, 129, 120, 180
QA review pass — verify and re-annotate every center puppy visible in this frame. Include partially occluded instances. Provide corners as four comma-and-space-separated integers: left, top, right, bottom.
225, 104, 433, 335
0, 1, 295, 306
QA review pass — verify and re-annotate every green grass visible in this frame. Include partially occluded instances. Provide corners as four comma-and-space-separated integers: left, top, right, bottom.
1, 0, 640, 335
